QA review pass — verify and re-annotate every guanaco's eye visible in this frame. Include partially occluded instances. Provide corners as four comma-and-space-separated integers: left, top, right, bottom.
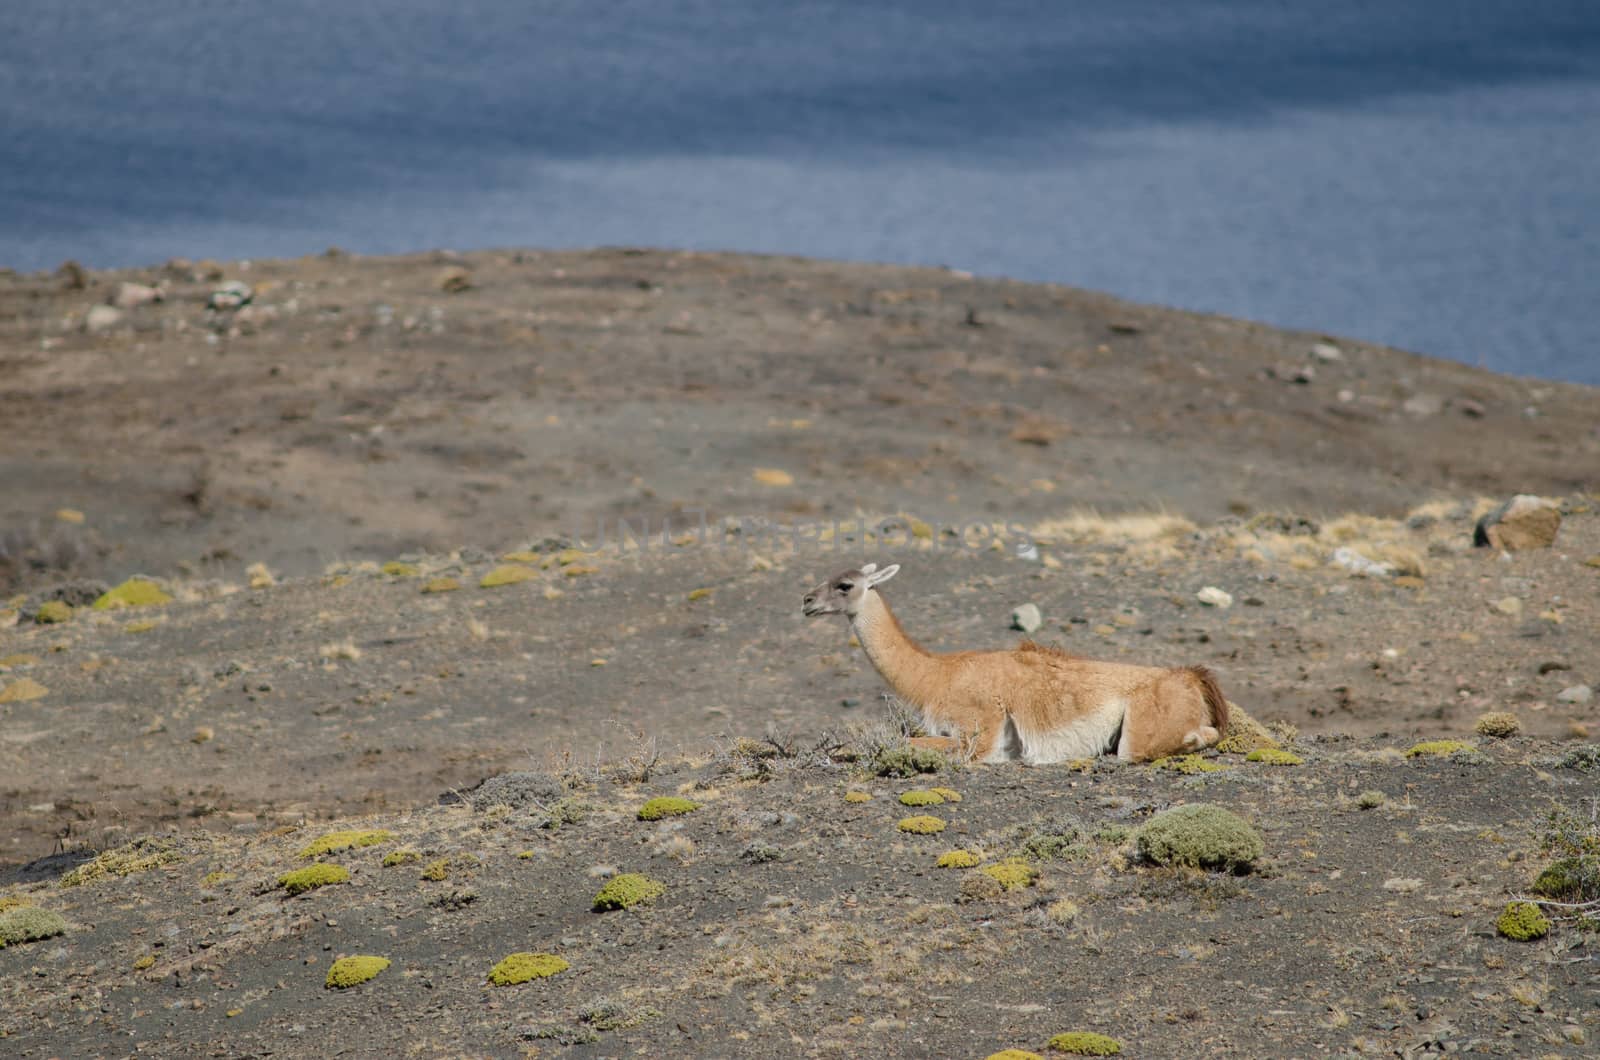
836, 582, 853, 593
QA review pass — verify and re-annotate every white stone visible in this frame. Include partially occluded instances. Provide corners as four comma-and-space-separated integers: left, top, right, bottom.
1196, 586, 1233, 609
1556, 684, 1593, 704
1010, 603, 1043, 633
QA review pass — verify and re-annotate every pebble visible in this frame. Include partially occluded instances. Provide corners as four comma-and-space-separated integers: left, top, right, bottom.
1556, 685, 1593, 704
1310, 342, 1344, 362
1492, 597, 1523, 616
1010, 603, 1042, 633
1195, 586, 1233, 609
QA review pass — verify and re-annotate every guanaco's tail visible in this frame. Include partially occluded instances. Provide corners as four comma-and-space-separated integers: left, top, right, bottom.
1186, 666, 1230, 735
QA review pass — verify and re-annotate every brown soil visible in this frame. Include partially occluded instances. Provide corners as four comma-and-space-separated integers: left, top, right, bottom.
1, 249, 1596, 1056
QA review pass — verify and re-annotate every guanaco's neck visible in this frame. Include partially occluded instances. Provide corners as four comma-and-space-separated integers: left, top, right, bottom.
849, 591, 946, 708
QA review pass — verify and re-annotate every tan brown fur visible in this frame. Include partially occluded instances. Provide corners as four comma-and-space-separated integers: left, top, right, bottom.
803, 563, 1230, 765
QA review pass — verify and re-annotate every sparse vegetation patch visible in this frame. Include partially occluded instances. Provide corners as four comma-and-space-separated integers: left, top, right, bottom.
298, 829, 393, 858
872, 744, 948, 777
937, 849, 980, 869
898, 815, 946, 835
1246, 748, 1303, 766
1406, 740, 1476, 758
60, 838, 182, 887
480, 565, 536, 588
898, 789, 946, 807
1474, 711, 1521, 738
1151, 754, 1227, 775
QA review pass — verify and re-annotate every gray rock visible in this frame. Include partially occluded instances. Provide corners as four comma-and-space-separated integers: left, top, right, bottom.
463, 770, 566, 811
1196, 586, 1234, 608
1474, 495, 1561, 551
1310, 342, 1344, 362
1010, 603, 1043, 633
1556, 685, 1593, 705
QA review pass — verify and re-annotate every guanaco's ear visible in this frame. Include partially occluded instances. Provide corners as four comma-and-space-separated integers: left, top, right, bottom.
864, 563, 900, 588
859, 562, 878, 576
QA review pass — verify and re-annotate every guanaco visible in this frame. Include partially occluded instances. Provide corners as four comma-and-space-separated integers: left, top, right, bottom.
802, 562, 1228, 763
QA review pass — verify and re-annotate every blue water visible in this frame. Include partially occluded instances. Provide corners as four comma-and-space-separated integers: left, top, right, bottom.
2, 2, 1598, 383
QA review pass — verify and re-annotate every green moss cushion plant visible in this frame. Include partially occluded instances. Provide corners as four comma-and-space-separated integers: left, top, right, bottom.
1049, 1031, 1123, 1055
92, 578, 172, 610
488, 952, 570, 985
279, 864, 350, 896
981, 859, 1039, 891
1136, 804, 1263, 872
1245, 748, 1303, 765
637, 797, 699, 820
1406, 740, 1475, 758
897, 815, 947, 835
592, 873, 665, 911
0, 906, 67, 948
936, 850, 980, 869
1495, 901, 1550, 941
326, 955, 390, 988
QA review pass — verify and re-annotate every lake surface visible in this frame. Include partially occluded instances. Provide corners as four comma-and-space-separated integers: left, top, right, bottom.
2, 1, 1597, 383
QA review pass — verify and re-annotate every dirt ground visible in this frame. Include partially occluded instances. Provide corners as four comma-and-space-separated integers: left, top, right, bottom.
1, 248, 1597, 1056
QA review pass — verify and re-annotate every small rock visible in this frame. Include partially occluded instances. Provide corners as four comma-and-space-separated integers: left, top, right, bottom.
1269, 362, 1315, 384
207, 282, 253, 311
438, 267, 472, 293
1195, 586, 1233, 609
1454, 398, 1486, 418
1010, 603, 1043, 633
1492, 596, 1523, 616
1557, 685, 1593, 705
112, 282, 163, 309
1309, 342, 1343, 362
1474, 495, 1561, 551
1402, 393, 1444, 416
83, 305, 123, 332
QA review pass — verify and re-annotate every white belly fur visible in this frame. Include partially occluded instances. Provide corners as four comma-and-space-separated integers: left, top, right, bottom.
1015, 696, 1128, 765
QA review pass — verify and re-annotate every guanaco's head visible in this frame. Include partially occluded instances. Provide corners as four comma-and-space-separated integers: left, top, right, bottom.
802, 562, 900, 619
